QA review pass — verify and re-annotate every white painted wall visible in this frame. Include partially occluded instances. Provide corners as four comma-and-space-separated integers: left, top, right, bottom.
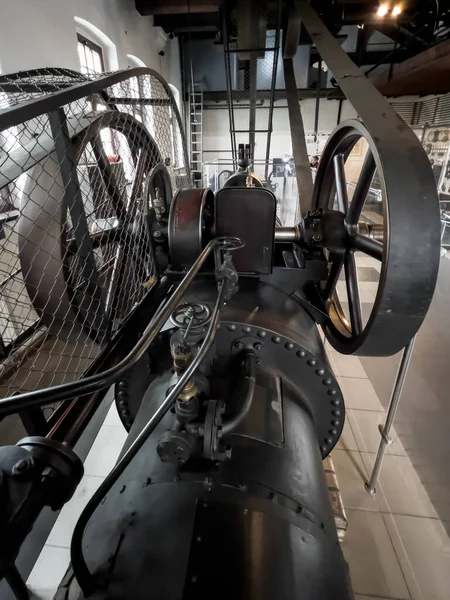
0, 0, 181, 86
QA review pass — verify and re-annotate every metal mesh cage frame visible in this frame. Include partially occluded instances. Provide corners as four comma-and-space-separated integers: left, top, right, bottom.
0, 67, 190, 401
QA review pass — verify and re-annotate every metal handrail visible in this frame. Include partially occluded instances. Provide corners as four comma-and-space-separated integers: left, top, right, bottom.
0, 67, 190, 177
346, 178, 382, 201
71, 271, 231, 595
0, 237, 238, 415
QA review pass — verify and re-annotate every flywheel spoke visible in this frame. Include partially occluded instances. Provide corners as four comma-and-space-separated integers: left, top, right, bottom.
346, 150, 376, 226
344, 250, 363, 337
324, 259, 343, 301
333, 153, 348, 214
351, 233, 383, 261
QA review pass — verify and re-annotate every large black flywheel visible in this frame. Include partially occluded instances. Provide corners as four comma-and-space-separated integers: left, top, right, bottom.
313, 120, 440, 356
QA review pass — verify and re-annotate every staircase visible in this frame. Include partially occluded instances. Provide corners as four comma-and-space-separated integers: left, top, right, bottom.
190, 82, 203, 187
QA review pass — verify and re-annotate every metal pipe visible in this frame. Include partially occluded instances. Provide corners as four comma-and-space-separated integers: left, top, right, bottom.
248, 53, 257, 168
274, 224, 381, 244
71, 276, 230, 596
365, 336, 416, 495
357, 222, 383, 242
264, 0, 282, 180
313, 59, 322, 144
275, 226, 301, 242
222, 350, 256, 436
0, 238, 237, 416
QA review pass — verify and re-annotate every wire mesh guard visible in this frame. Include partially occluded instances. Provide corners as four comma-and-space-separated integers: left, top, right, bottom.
0, 67, 190, 400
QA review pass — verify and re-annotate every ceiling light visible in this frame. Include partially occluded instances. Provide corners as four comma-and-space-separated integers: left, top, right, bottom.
377, 3, 389, 17
392, 5, 402, 16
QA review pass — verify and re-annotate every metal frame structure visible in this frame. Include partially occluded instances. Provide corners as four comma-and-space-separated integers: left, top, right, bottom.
222, 0, 282, 175
0, 66, 190, 442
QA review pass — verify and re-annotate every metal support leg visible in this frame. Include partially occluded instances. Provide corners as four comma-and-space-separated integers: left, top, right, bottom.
365, 336, 416, 495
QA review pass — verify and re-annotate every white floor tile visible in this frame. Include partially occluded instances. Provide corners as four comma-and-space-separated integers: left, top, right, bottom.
354, 596, 393, 600
27, 545, 70, 600
103, 401, 124, 428
384, 513, 450, 600
357, 283, 377, 303
347, 409, 407, 456
46, 475, 104, 548
338, 376, 385, 411
361, 453, 439, 518
342, 509, 410, 599
331, 449, 379, 511
364, 281, 380, 293
328, 351, 368, 378
83, 424, 128, 477
335, 414, 359, 452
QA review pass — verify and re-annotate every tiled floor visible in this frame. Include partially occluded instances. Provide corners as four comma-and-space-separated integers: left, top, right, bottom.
357, 253, 450, 534
26, 402, 127, 600
25, 254, 450, 599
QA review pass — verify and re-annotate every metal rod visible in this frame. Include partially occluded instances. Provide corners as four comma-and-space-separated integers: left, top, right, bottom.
0, 238, 236, 416
333, 153, 348, 213
314, 59, 322, 144
71, 276, 230, 595
274, 226, 300, 242
222, 11, 237, 170
365, 336, 416, 495
248, 54, 257, 164
264, 0, 282, 180
351, 232, 383, 260
337, 99, 343, 125
344, 250, 363, 337
225, 47, 277, 53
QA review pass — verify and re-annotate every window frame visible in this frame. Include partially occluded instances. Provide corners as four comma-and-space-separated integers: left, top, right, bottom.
77, 33, 105, 74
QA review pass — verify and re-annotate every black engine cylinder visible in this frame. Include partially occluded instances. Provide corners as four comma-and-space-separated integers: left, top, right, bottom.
59, 281, 353, 600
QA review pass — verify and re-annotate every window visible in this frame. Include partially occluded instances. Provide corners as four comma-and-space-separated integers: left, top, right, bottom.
77, 34, 104, 75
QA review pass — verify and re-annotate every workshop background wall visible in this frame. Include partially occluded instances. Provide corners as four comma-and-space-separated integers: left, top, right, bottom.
0, 0, 182, 92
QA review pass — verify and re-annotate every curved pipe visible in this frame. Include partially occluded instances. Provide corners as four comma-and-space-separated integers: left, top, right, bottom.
0, 238, 237, 416
71, 275, 230, 596
222, 350, 256, 436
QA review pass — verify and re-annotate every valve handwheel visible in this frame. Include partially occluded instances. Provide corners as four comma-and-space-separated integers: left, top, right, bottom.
312, 120, 440, 356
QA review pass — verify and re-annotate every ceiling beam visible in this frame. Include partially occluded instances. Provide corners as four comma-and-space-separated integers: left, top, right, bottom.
372, 23, 428, 53
154, 12, 219, 33
135, 0, 220, 16
373, 39, 450, 96
310, 47, 416, 66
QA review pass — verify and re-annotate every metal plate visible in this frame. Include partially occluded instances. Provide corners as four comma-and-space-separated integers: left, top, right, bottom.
215, 187, 276, 274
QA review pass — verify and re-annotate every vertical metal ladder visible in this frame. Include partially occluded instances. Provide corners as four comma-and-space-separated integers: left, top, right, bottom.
190, 82, 203, 187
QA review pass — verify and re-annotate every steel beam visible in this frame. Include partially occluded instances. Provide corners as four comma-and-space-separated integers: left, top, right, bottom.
283, 57, 314, 215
